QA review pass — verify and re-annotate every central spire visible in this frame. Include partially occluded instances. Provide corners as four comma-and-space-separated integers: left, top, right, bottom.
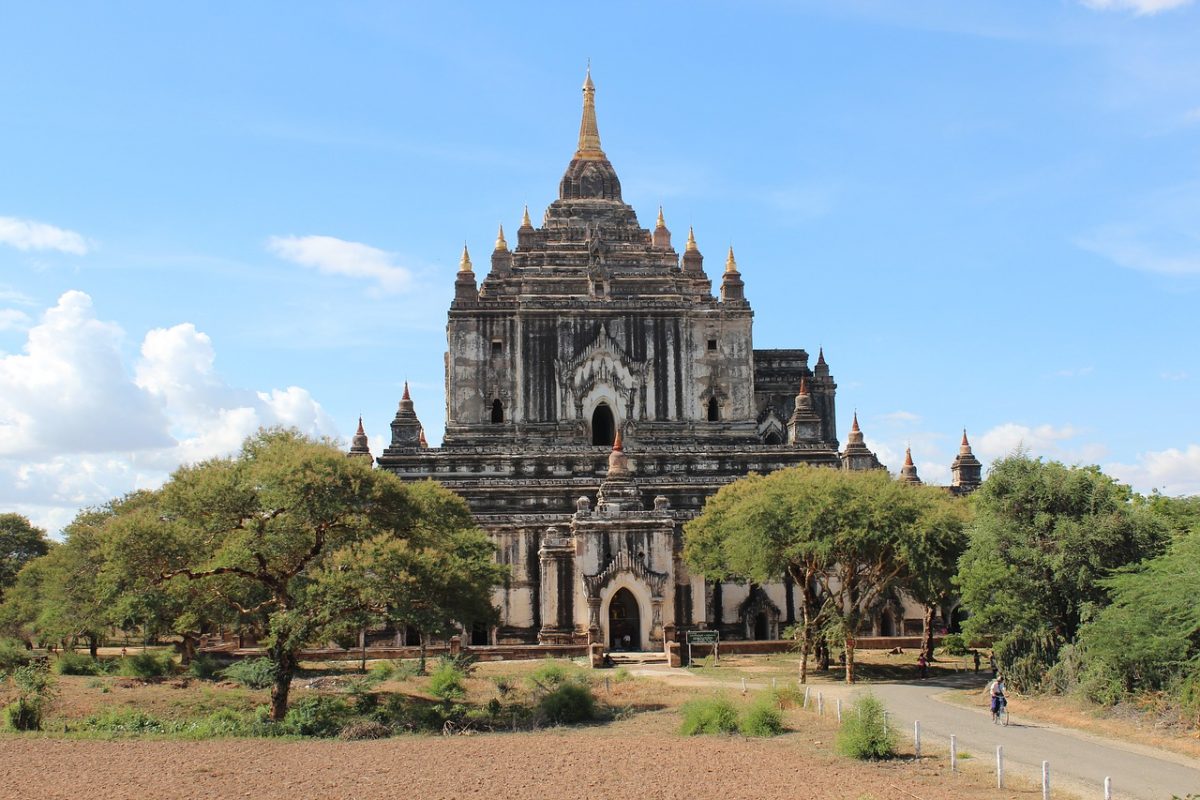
575, 64, 605, 160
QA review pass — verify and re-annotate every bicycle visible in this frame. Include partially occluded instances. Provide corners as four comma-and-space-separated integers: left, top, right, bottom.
991, 696, 1009, 726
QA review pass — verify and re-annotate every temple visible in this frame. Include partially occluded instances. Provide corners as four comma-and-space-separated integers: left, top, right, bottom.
362, 70, 981, 649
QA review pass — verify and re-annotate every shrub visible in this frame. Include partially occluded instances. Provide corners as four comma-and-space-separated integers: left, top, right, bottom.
538, 682, 596, 725
55, 652, 104, 676
338, 719, 392, 740
769, 685, 803, 709
187, 654, 223, 681
739, 695, 784, 737
283, 695, 352, 737
528, 659, 570, 688
436, 652, 478, 675
428, 662, 467, 702
4, 663, 56, 731
5, 699, 42, 731
85, 706, 174, 735
612, 667, 632, 683
0, 640, 32, 674
181, 708, 261, 738
491, 674, 515, 696
939, 634, 970, 656
117, 651, 175, 679
835, 693, 896, 760
222, 657, 277, 689
679, 695, 739, 736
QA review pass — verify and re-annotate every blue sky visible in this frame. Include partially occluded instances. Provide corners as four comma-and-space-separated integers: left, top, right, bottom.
2, 0, 1198, 533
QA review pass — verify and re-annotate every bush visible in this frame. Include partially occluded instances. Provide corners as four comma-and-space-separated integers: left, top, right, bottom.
85, 706, 174, 735
538, 682, 597, 725
491, 674, 515, 697
939, 634, 970, 656
5, 699, 43, 731
222, 657, 277, 689
338, 719, 392, 740
739, 695, 784, 737
679, 695, 739, 736
117, 651, 175, 679
4, 663, 55, 731
55, 652, 104, 676
428, 662, 467, 702
835, 693, 896, 760
0, 640, 32, 674
187, 654, 223, 681
436, 652, 478, 675
612, 667, 632, 683
283, 695, 351, 737
179, 708, 265, 738
769, 685, 803, 709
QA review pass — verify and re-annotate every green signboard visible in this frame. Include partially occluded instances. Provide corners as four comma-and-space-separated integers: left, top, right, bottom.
687, 630, 719, 645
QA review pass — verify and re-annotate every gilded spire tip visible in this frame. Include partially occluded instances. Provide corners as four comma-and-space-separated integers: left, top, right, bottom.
656, 206, 666, 229
459, 243, 473, 272
575, 64, 604, 159
521, 204, 532, 228
686, 226, 698, 253
495, 224, 507, 251
725, 246, 738, 273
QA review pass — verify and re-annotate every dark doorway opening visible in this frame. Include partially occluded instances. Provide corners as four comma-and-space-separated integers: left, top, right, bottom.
405, 626, 421, 646
879, 610, 896, 637
707, 397, 720, 421
753, 612, 769, 640
763, 431, 782, 445
608, 588, 640, 651
491, 399, 504, 423
592, 403, 615, 446
470, 622, 489, 647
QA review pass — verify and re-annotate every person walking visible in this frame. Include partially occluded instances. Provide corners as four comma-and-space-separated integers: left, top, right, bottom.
917, 653, 928, 680
973, 651, 981, 672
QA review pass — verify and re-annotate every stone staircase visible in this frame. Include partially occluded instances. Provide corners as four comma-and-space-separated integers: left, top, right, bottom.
607, 651, 668, 666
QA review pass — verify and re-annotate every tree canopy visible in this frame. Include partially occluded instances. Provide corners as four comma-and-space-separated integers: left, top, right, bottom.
0, 514, 51, 600
684, 464, 969, 683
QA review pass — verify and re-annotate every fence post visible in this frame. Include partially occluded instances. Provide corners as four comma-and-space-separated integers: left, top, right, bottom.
914, 720, 921, 759
817, 692, 824, 716
1042, 761, 1049, 800
772, 677, 777, 690
836, 697, 842, 723
996, 745, 1004, 789
741, 677, 747, 693
950, 735, 957, 773
883, 710, 890, 734
605, 677, 610, 694
803, 686, 810, 708
1104, 777, 1112, 800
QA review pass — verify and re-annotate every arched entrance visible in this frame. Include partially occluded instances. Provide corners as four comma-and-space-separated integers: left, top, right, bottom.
753, 612, 769, 640
592, 403, 615, 446
879, 610, 897, 637
608, 587, 640, 651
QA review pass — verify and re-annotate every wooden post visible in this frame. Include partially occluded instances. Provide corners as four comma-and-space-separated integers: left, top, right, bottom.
836, 697, 842, 723
914, 720, 921, 759
996, 745, 1004, 789
803, 686, 810, 708
817, 692, 824, 716
950, 735, 957, 773
1104, 777, 1112, 800
1042, 761, 1049, 800
741, 677, 747, 693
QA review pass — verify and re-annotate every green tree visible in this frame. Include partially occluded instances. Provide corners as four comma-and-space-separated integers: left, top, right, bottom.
125, 428, 498, 721
0, 514, 50, 601
957, 456, 1167, 689
685, 465, 963, 684
1076, 527, 1200, 709
896, 493, 972, 661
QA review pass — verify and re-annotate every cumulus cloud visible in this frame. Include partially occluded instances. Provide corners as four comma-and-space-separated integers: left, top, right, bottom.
0, 291, 338, 534
881, 410, 921, 423
267, 234, 412, 293
0, 309, 31, 331
1108, 445, 1200, 495
1080, 0, 1194, 13
0, 216, 89, 255
976, 422, 1109, 464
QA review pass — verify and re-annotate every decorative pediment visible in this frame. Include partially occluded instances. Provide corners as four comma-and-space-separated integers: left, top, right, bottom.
583, 550, 668, 600
556, 324, 650, 417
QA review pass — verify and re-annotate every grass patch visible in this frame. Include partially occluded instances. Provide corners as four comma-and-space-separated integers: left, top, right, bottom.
680, 694, 740, 736
54, 652, 106, 676
739, 694, 784, 737
836, 693, 897, 760
221, 657, 276, 689
117, 651, 175, 679
538, 682, 597, 725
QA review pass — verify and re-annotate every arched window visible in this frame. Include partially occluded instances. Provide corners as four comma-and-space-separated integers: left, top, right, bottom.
591, 403, 615, 446
491, 399, 504, 424
707, 397, 720, 422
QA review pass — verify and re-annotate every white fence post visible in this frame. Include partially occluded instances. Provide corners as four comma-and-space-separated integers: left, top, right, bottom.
996, 745, 1004, 789
914, 720, 921, 758
883, 710, 890, 734
741, 677, 747, 692
817, 692, 824, 716
803, 686, 810, 708
950, 735, 957, 773
772, 677, 777, 689
836, 697, 842, 723
1042, 761, 1049, 800
1104, 777, 1112, 800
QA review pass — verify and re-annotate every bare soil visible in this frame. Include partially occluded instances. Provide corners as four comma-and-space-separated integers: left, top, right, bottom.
0, 711, 1047, 800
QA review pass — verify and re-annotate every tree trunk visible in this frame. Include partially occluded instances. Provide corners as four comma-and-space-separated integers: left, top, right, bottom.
87, 634, 99, 659
418, 638, 427, 675
921, 604, 936, 662
844, 636, 856, 684
359, 628, 367, 674
799, 639, 810, 684
268, 643, 297, 722
179, 634, 197, 666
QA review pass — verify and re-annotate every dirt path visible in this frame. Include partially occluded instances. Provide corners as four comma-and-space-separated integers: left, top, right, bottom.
636, 668, 1200, 800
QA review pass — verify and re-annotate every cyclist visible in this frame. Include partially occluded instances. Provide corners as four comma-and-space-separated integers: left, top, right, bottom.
989, 674, 1007, 722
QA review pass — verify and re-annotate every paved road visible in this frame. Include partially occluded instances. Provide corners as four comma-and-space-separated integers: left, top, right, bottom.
639, 668, 1200, 800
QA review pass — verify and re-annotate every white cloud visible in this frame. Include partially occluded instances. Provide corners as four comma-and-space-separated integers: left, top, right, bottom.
0, 216, 89, 255
976, 422, 1109, 464
881, 410, 921, 423
1081, 0, 1194, 13
1079, 231, 1200, 275
267, 234, 412, 293
1108, 444, 1200, 495
1162, 370, 1189, 381
0, 291, 338, 534
0, 309, 31, 331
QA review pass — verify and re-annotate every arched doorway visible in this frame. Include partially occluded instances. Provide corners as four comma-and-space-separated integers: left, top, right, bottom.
707, 397, 720, 421
592, 403, 615, 446
879, 610, 896, 637
490, 399, 504, 423
753, 612, 769, 640
470, 622, 489, 646
608, 588, 640, 651
763, 431, 782, 445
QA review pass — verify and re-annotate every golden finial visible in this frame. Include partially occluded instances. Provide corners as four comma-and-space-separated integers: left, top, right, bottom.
521, 204, 532, 228
575, 64, 604, 159
494, 224, 507, 251
686, 226, 698, 253
725, 246, 738, 274
656, 206, 666, 229
459, 243, 473, 272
